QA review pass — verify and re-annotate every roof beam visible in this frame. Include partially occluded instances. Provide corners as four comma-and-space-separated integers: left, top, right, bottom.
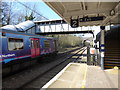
81, 2, 87, 10
63, 9, 110, 18
36, 30, 93, 35
101, 2, 120, 26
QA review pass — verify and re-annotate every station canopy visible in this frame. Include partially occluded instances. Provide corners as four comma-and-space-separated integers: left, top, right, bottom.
44, 1, 120, 27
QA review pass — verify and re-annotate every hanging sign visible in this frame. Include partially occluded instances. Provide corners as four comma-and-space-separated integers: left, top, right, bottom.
70, 19, 79, 28
79, 16, 104, 22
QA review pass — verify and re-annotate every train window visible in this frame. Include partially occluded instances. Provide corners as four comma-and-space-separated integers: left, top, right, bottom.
16, 40, 24, 50
8, 39, 16, 51
36, 40, 39, 48
8, 38, 24, 51
31, 40, 34, 48
44, 40, 50, 48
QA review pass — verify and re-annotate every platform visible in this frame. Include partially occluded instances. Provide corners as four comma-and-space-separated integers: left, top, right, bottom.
42, 63, 119, 89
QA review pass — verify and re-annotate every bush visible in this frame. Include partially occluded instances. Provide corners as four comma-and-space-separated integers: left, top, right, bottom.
52, 34, 82, 48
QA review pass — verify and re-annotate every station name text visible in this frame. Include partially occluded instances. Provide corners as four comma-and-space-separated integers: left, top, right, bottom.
0, 54, 15, 58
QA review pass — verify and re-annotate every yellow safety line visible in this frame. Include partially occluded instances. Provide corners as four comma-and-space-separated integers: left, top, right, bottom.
81, 65, 88, 88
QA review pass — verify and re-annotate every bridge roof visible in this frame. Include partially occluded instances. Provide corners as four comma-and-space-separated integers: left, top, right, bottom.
1, 20, 35, 32
44, 1, 120, 26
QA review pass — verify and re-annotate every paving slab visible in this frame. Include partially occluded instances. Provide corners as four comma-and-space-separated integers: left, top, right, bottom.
42, 63, 119, 89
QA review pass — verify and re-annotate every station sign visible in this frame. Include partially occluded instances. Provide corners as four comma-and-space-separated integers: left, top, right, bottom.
70, 16, 104, 28
79, 16, 104, 22
70, 19, 79, 28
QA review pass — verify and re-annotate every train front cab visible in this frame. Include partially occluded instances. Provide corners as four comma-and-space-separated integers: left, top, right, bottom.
1, 31, 32, 65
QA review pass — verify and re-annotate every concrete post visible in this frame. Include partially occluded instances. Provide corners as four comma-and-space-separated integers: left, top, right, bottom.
100, 26, 105, 70
87, 45, 90, 65
94, 43, 97, 65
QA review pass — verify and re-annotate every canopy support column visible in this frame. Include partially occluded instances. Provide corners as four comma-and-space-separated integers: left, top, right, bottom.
100, 26, 105, 70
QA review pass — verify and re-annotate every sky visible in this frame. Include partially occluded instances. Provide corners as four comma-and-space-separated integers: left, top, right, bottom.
35, 1, 62, 20
3, 0, 103, 38
9, 0, 62, 20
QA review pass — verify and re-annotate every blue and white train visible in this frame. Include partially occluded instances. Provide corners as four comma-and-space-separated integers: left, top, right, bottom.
0, 21, 58, 66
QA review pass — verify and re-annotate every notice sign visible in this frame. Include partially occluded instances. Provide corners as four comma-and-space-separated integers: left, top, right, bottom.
90, 48, 95, 54
70, 16, 104, 28
79, 16, 104, 22
70, 19, 79, 28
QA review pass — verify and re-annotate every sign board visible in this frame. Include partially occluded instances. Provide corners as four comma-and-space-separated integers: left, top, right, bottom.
79, 16, 104, 22
90, 48, 95, 54
70, 16, 104, 28
70, 19, 79, 28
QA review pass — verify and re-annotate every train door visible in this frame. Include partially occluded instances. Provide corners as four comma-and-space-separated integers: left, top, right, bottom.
30, 38, 40, 58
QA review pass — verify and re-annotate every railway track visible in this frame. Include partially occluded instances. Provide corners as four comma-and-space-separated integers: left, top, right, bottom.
22, 47, 87, 89
2, 47, 81, 78
2, 47, 86, 89
3, 47, 81, 78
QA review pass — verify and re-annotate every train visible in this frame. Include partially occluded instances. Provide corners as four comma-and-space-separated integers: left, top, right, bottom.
0, 21, 58, 67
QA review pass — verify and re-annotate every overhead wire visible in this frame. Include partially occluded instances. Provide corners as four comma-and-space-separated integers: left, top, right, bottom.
14, 0, 49, 20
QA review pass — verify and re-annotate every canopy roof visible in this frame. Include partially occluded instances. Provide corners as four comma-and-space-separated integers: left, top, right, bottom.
44, 2, 120, 26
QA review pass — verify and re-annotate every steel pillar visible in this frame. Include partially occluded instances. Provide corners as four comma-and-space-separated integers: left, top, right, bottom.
87, 44, 90, 65
100, 26, 105, 70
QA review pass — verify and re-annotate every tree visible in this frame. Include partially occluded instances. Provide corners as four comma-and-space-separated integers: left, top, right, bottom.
0, 1, 47, 26
0, 1, 2, 27
24, 2, 36, 21
23, 2, 47, 21
0, 2, 19, 25
25, 12, 35, 21
1, 2, 10, 26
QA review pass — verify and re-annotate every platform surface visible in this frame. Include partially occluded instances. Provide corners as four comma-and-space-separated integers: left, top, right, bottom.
42, 63, 119, 89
